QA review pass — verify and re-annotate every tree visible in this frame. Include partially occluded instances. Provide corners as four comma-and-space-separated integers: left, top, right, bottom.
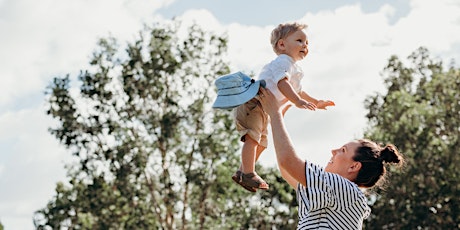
363, 47, 460, 229
34, 21, 297, 229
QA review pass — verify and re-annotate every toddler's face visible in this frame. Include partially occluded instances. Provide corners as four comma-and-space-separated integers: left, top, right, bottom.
278, 30, 308, 62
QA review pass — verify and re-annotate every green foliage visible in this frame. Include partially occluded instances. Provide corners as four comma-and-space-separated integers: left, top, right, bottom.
35, 21, 297, 229
363, 47, 460, 229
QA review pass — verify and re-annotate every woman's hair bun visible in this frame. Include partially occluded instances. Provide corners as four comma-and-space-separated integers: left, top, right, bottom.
379, 144, 402, 164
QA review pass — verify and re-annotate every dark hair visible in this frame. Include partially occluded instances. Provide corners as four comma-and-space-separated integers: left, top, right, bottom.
353, 139, 404, 188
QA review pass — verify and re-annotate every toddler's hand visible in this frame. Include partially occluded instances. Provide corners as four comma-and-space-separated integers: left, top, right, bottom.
295, 99, 316, 111
316, 100, 335, 110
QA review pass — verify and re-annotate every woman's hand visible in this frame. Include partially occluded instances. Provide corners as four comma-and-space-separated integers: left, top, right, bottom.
258, 88, 283, 117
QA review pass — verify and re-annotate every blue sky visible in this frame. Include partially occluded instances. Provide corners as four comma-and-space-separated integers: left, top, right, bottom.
158, 0, 410, 25
1, 0, 459, 229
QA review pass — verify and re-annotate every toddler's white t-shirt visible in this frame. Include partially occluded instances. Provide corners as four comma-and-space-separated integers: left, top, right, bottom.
258, 54, 303, 105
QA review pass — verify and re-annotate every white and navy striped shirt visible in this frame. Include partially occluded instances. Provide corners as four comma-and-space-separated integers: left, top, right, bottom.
296, 162, 371, 229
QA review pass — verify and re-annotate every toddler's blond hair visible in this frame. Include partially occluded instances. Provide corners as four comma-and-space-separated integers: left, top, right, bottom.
270, 22, 308, 55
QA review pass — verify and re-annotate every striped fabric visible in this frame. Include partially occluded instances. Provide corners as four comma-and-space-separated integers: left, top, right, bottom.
296, 162, 371, 229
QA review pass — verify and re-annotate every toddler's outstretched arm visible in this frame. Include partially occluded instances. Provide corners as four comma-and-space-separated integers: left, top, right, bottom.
278, 78, 316, 110
299, 91, 335, 110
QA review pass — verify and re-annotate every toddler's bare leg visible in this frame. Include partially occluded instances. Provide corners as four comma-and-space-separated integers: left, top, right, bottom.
255, 145, 266, 162
234, 136, 269, 191
241, 135, 258, 173
238, 139, 266, 171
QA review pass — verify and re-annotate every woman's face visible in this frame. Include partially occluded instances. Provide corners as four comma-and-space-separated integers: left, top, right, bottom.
325, 141, 361, 178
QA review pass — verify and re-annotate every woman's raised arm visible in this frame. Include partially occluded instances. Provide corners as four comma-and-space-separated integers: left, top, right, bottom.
258, 88, 307, 187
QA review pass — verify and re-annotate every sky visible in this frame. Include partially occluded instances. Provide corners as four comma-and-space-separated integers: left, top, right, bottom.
1, 0, 459, 229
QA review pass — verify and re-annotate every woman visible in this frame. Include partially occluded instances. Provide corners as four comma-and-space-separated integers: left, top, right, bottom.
257, 87, 404, 229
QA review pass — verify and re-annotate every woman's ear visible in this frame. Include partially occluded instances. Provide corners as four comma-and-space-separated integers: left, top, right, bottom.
348, 161, 362, 173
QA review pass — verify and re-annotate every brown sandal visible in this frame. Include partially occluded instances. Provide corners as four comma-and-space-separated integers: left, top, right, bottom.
240, 172, 269, 190
232, 170, 256, 192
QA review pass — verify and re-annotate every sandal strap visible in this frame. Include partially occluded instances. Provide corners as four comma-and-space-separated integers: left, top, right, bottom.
236, 170, 243, 183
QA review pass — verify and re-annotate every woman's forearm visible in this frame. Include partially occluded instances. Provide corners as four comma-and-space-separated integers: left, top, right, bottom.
278, 158, 298, 189
270, 112, 307, 187
270, 112, 296, 166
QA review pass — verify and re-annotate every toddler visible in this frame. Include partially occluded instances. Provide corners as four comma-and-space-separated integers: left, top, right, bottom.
232, 22, 335, 192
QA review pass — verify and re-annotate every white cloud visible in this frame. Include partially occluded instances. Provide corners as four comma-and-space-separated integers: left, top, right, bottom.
172, 9, 276, 75
227, 24, 275, 73
0, 105, 68, 229
176, 8, 223, 31
390, 0, 460, 57
0, 0, 174, 108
